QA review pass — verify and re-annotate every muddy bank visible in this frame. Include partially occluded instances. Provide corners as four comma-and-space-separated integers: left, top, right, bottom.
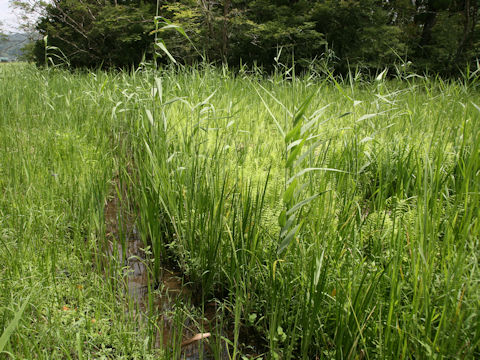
103, 184, 225, 359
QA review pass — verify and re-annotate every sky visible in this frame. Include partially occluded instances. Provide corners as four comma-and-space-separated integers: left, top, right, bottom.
0, 0, 20, 31
0, 0, 39, 32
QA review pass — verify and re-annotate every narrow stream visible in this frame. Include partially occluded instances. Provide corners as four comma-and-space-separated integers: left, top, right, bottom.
104, 188, 223, 359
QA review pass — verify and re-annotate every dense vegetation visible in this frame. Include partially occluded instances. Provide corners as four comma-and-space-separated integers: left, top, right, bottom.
1, 62, 479, 358
14, 0, 480, 73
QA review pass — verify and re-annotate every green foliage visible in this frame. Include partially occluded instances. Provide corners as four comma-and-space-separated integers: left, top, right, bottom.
130, 64, 480, 358
17, 0, 479, 73
33, 0, 155, 68
0, 64, 164, 358
2, 60, 480, 358
310, 0, 407, 71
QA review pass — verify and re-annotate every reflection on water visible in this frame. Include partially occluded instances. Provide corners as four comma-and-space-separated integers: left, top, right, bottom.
104, 191, 222, 359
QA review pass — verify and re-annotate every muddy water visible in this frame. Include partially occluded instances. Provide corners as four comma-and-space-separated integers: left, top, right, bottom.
104, 190, 222, 359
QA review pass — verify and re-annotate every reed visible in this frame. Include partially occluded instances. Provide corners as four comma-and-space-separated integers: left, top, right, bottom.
1, 62, 479, 358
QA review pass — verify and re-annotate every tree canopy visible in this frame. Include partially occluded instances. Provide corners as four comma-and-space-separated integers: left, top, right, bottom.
15, 0, 480, 74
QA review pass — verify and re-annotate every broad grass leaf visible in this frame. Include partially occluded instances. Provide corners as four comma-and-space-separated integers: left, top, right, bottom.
0, 291, 33, 352
356, 113, 378, 122
286, 138, 305, 168
285, 122, 302, 144
155, 40, 176, 64
278, 223, 301, 255
146, 109, 154, 126
287, 167, 348, 185
278, 210, 286, 228
282, 179, 297, 204
294, 93, 315, 126
255, 87, 285, 137
376, 68, 388, 81
286, 193, 320, 216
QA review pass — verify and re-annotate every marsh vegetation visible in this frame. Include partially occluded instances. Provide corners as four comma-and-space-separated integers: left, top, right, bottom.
1, 63, 479, 358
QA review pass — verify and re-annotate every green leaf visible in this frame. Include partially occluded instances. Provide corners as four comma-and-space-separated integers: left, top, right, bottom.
255, 83, 293, 118
285, 121, 302, 144
287, 167, 348, 185
146, 109, 154, 126
286, 139, 302, 151
280, 214, 297, 238
144, 140, 153, 159
255, 87, 285, 138
326, 70, 353, 103
286, 193, 326, 216
472, 102, 480, 112
293, 93, 315, 126
376, 68, 388, 81
155, 77, 162, 102
0, 291, 33, 352
277, 223, 302, 255
338, 112, 352, 119
160, 24, 188, 38
278, 210, 287, 228
155, 40, 176, 64
286, 138, 305, 168
356, 113, 379, 122
313, 251, 325, 287
294, 139, 321, 168
282, 179, 297, 204
301, 111, 323, 135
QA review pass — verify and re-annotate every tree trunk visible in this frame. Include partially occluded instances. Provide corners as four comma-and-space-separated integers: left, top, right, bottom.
456, 0, 478, 61
222, 0, 230, 62
420, 10, 437, 46
200, 0, 214, 57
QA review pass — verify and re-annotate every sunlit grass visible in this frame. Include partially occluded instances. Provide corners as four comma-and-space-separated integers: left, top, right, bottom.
1, 62, 479, 358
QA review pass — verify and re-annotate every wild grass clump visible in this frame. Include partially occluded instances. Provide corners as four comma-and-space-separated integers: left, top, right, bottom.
133, 64, 480, 358
1, 62, 479, 359
0, 64, 161, 358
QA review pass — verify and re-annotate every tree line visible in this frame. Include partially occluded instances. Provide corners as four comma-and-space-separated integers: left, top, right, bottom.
15, 0, 480, 74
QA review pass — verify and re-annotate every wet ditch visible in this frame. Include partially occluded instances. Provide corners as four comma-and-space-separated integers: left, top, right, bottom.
102, 181, 229, 359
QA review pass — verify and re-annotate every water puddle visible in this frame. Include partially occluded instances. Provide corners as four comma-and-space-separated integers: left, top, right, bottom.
103, 186, 224, 359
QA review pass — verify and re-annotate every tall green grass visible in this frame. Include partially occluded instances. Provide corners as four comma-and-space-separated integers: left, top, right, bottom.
1, 62, 479, 358
133, 64, 480, 358
0, 63, 160, 358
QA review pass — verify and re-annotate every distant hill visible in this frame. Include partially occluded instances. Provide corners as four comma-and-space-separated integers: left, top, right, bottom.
0, 33, 30, 61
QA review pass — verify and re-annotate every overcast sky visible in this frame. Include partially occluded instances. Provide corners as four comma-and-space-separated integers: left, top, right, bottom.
0, 0, 40, 32
0, 0, 20, 31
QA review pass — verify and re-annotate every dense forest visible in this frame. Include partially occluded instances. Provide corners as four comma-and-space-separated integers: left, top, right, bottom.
14, 0, 480, 73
